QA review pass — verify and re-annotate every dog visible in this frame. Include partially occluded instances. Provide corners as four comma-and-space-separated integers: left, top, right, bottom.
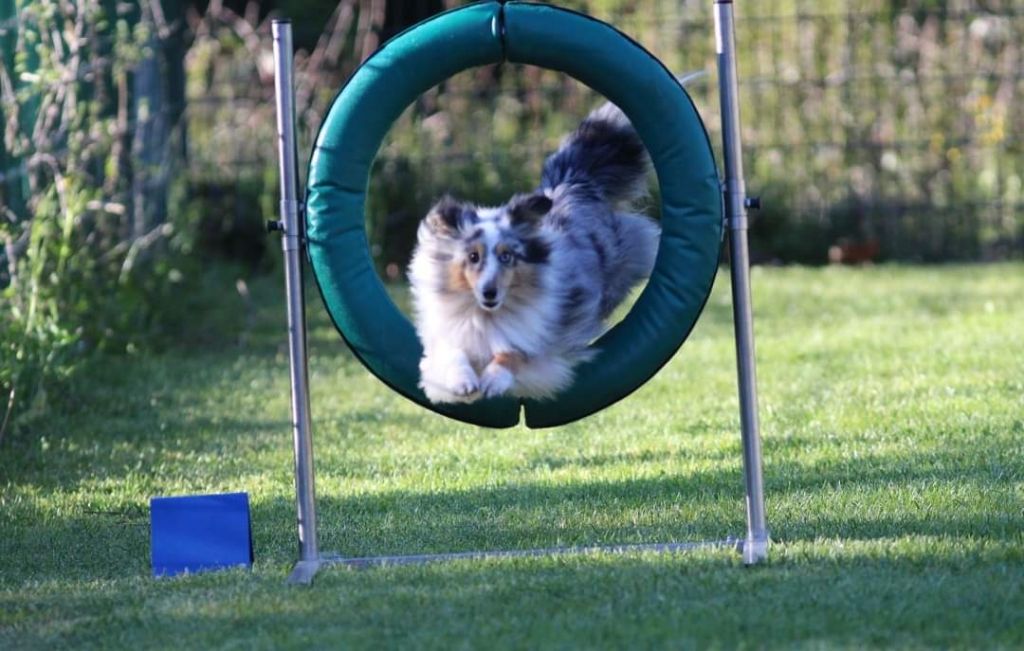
407, 102, 660, 404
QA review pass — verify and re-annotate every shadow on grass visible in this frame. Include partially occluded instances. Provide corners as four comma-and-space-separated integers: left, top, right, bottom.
12, 460, 1019, 581
5, 535, 1023, 650
3, 327, 1020, 586
256, 552, 1023, 649
262, 462, 1021, 563
5, 348, 1021, 581
5, 446, 1020, 589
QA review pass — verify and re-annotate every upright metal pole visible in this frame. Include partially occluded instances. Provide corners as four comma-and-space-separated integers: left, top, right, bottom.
714, 0, 769, 564
272, 20, 322, 583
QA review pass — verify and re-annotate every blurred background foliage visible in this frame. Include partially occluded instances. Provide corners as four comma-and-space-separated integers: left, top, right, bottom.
181, 0, 1024, 271
1, 0, 1022, 433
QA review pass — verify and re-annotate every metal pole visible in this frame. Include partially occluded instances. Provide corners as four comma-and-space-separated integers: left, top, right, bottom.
714, 0, 769, 564
272, 20, 322, 581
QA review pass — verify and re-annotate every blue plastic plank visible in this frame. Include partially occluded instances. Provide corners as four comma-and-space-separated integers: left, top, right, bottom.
150, 492, 253, 577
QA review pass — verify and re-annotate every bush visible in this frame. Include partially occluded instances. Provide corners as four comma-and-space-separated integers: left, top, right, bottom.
0, 1, 196, 438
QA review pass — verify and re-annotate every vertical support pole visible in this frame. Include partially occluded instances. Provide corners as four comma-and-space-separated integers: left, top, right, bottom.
714, 0, 769, 564
272, 20, 322, 583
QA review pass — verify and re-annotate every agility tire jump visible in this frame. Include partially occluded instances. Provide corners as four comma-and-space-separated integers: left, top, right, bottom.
305, 1, 723, 429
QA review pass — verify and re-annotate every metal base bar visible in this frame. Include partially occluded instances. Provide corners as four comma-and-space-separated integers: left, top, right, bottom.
286, 538, 749, 584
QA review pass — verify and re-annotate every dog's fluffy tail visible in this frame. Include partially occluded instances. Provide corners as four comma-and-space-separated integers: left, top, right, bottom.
540, 102, 650, 209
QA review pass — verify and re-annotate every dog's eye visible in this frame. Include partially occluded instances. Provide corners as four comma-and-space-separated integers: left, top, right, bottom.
467, 251, 480, 264
498, 251, 513, 265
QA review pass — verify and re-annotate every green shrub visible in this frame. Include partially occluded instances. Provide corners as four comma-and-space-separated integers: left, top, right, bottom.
0, 1, 198, 438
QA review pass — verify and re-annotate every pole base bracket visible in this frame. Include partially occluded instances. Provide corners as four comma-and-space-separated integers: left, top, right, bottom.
742, 535, 770, 565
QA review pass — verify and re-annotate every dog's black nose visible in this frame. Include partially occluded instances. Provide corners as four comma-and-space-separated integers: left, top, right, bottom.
482, 286, 497, 301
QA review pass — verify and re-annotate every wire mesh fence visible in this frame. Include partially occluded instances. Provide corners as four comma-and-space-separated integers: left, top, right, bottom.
181, 0, 1023, 265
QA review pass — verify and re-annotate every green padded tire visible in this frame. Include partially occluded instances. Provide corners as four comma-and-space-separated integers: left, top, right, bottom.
305, 1, 722, 429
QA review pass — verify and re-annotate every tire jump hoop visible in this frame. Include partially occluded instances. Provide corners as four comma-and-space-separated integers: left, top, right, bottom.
270, 1, 768, 585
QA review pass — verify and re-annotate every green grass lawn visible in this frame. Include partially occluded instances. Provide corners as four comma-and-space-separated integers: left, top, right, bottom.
2, 263, 1023, 649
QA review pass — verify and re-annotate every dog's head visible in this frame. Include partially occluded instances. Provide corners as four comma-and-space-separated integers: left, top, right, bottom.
421, 192, 552, 312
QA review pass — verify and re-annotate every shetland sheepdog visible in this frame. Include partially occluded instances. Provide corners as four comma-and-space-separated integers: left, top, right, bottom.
407, 102, 660, 404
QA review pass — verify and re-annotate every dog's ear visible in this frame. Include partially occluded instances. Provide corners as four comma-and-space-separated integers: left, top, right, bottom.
425, 195, 474, 237
508, 192, 552, 228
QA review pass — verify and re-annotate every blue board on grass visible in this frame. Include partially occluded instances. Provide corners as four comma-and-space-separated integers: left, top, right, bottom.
150, 492, 253, 577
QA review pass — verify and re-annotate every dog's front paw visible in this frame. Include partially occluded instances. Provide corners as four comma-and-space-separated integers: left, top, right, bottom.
420, 357, 480, 403
480, 362, 515, 398
422, 382, 478, 404
446, 371, 480, 401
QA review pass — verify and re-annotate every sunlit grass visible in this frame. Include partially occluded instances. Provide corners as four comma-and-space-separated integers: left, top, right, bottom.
2, 264, 1022, 649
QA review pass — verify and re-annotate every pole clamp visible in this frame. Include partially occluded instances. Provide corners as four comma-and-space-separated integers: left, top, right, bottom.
279, 199, 303, 252
722, 180, 749, 231
280, 199, 300, 221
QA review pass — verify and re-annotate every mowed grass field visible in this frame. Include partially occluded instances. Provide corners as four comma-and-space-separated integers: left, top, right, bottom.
2, 264, 1022, 649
